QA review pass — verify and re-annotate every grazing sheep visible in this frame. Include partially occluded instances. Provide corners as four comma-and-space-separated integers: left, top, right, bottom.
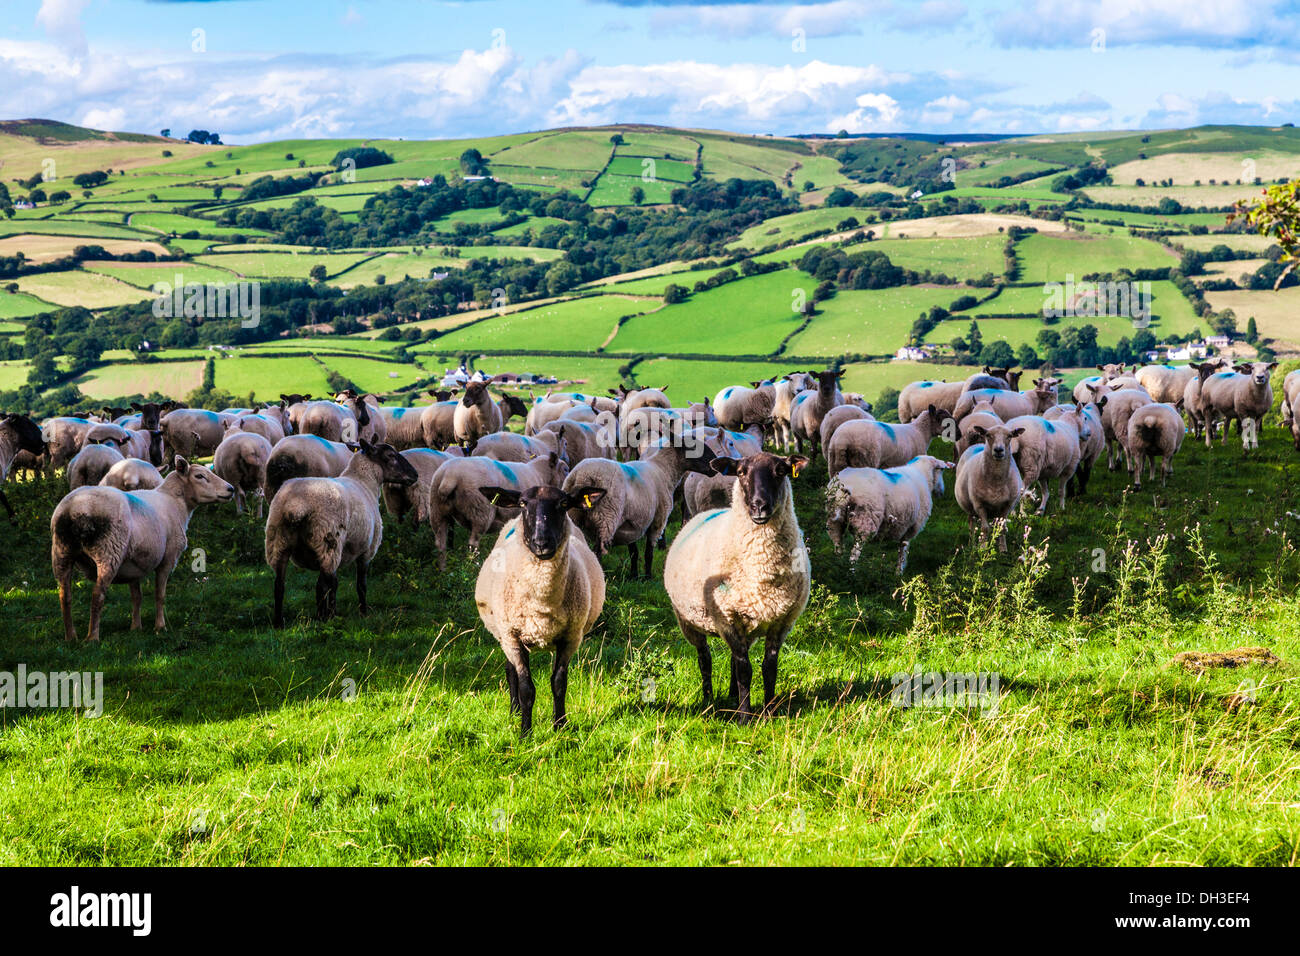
1136, 364, 1198, 404
99, 458, 163, 492
265, 441, 418, 626
1200, 361, 1277, 451
1003, 412, 1085, 514
474, 485, 607, 734
428, 445, 571, 569
1088, 384, 1152, 471
1127, 401, 1186, 489
381, 404, 433, 450
954, 423, 1026, 551
713, 382, 775, 432
663, 452, 812, 721
380, 447, 463, 524
772, 372, 816, 450
228, 411, 286, 447
965, 366, 1021, 391
898, 380, 964, 423
0, 413, 45, 518
67, 443, 125, 490
825, 405, 952, 476
264, 434, 356, 502
213, 427, 274, 517
159, 408, 228, 460
826, 455, 954, 573
789, 369, 845, 457
563, 442, 714, 578
819, 404, 874, 450
953, 384, 1054, 422
473, 431, 559, 462
52, 457, 234, 642
1045, 399, 1106, 497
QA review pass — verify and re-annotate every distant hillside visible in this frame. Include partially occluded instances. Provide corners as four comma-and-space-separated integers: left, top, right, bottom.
0, 119, 166, 145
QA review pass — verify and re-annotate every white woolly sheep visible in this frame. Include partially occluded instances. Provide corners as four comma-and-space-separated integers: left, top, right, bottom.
52, 456, 234, 641
213, 427, 274, 517
264, 434, 356, 501
826, 454, 954, 573
1200, 361, 1276, 451
663, 452, 812, 721
819, 404, 874, 450
825, 406, 952, 476
265, 441, 418, 626
954, 423, 1026, 551
1003, 411, 1086, 514
1126, 401, 1186, 489
67, 442, 125, 490
380, 446, 463, 525
474, 484, 607, 734
789, 369, 845, 457
99, 457, 163, 492
1136, 364, 1197, 404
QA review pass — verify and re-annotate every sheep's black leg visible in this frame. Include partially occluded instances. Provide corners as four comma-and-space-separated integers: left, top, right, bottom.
517, 648, 535, 736
316, 572, 338, 620
627, 542, 638, 578
551, 640, 574, 730
642, 537, 654, 579
761, 639, 782, 715
695, 642, 713, 707
505, 662, 520, 715
356, 560, 369, 615
0, 489, 14, 523
728, 656, 738, 702
273, 567, 287, 628
732, 647, 753, 723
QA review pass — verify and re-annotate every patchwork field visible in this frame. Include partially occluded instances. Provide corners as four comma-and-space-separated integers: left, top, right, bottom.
12, 270, 153, 308
434, 296, 652, 352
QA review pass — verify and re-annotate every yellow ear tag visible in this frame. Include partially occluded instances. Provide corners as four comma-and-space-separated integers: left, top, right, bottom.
583, 494, 594, 508
791, 460, 805, 478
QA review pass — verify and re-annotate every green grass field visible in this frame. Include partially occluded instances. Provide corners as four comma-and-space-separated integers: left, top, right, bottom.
788, 286, 966, 357
70, 360, 206, 399
433, 296, 650, 352
1016, 233, 1180, 281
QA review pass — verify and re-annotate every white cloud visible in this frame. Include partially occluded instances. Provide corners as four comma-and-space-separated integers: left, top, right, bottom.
827, 92, 902, 132
921, 94, 971, 124
35, 0, 92, 54
993, 0, 1296, 49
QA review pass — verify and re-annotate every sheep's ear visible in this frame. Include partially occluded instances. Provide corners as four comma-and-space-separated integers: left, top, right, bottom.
344, 442, 361, 452
787, 455, 810, 478
1096, 365, 1105, 372
480, 487, 522, 509
130, 402, 142, 412
1010, 428, 1026, 438
567, 486, 605, 511
1268, 362, 1278, 370
174, 456, 190, 475
710, 456, 740, 476
1096, 395, 1108, 409
971, 425, 989, 438
749, 381, 762, 388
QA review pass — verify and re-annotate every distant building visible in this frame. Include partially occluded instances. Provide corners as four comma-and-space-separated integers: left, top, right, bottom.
463, 175, 493, 182
14, 200, 34, 210
415, 178, 434, 187
1206, 334, 1231, 348
894, 345, 932, 362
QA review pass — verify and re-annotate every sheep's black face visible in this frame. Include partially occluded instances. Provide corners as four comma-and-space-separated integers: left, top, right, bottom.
370, 444, 418, 486
4, 414, 44, 456
811, 369, 842, 396
462, 383, 489, 407
712, 452, 807, 525
519, 487, 572, 560
146, 430, 164, 467
131, 402, 163, 431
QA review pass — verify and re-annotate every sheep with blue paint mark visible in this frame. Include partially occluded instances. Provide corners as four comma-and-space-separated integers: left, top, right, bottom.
954, 423, 1025, 551
264, 434, 356, 502
825, 405, 952, 476
1003, 411, 1085, 514
427, 441, 570, 569
826, 454, 954, 573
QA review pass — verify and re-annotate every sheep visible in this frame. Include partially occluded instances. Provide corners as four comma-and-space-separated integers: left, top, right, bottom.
40, 417, 98, 470
1072, 364, 1129, 404
953, 384, 1054, 422
379, 404, 429, 450
279, 393, 315, 432
428, 444, 571, 569
898, 380, 965, 423
453, 381, 503, 448
0, 413, 45, 518
1045, 398, 1106, 497
825, 405, 953, 476
264, 434, 356, 502
772, 372, 816, 450
557, 400, 599, 425
67, 443, 125, 490
1200, 361, 1276, 451
681, 430, 741, 519
954, 423, 1026, 551
540, 419, 617, 467
296, 400, 360, 444
713, 383, 775, 432
228, 411, 286, 447
612, 385, 671, 416
965, 366, 1022, 391
788, 369, 845, 457
547, 391, 618, 412
679, 398, 718, 428
213, 426, 274, 517
380, 446, 463, 524
265, 441, 416, 626
1280, 369, 1300, 450
421, 397, 461, 448
474, 484, 607, 734
562, 440, 715, 578
1127, 401, 1186, 489
52, 456, 234, 642
1182, 360, 1227, 440
99, 458, 163, 492
663, 452, 812, 721
159, 408, 228, 459
334, 391, 387, 445
1088, 384, 1152, 471
1136, 364, 1198, 404
473, 431, 560, 462
1003, 412, 1085, 514
954, 398, 1003, 453
620, 405, 692, 456
819, 404, 874, 450
826, 454, 954, 573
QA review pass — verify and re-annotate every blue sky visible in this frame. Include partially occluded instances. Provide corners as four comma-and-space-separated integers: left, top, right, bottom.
4, 0, 1299, 142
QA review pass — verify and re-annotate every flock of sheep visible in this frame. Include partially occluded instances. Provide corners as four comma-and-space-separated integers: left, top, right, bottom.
0, 353, 1288, 734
